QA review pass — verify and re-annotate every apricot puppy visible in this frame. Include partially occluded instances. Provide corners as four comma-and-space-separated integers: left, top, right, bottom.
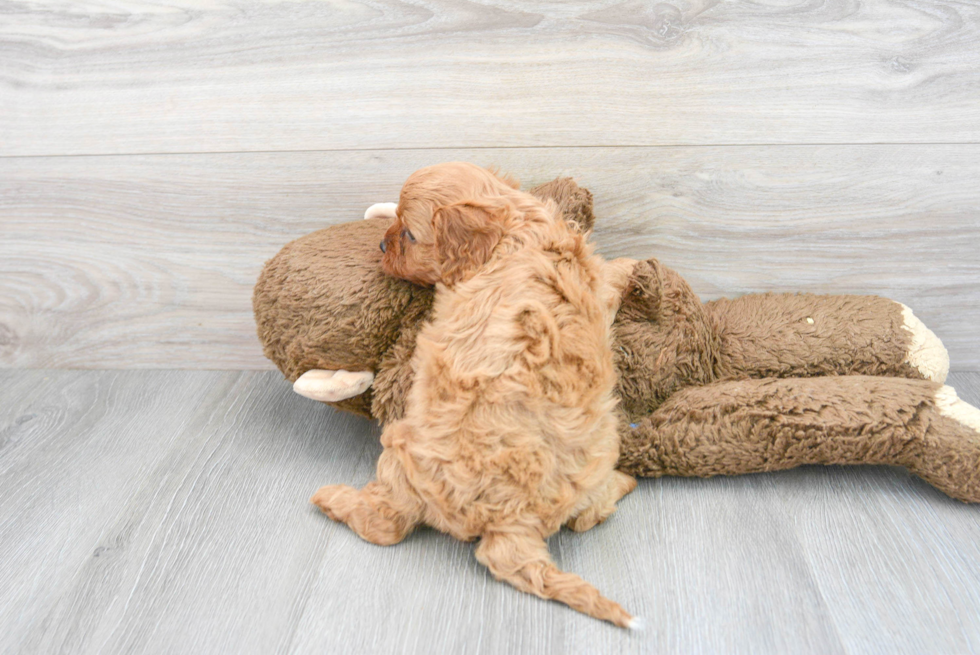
312, 162, 639, 628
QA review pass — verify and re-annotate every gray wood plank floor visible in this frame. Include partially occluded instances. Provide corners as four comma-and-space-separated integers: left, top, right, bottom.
2, 369, 979, 654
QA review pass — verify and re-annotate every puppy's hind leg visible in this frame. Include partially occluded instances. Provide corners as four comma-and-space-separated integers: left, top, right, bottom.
311, 447, 424, 546
566, 470, 637, 533
475, 529, 639, 629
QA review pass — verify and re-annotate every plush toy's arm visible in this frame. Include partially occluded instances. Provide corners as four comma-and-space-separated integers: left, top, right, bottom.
369, 321, 426, 425
706, 294, 949, 383
617, 375, 980, 503
612, 259, 950, 421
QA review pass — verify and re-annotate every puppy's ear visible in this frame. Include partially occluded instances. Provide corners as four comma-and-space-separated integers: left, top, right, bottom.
433, 199, 509, 286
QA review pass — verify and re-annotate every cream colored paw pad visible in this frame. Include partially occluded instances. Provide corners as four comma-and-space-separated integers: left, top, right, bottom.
936, 386, 980, 433
900, 303, 949, 384
293, 369, 375, 402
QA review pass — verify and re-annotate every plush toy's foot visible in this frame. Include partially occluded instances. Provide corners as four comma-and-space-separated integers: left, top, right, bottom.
918, 385, 980, 502
935, 385, 980, 432
566, 471, 637, 532
364, 202, 398, 221
293, 369, 374, 402
899, 303, 950, 383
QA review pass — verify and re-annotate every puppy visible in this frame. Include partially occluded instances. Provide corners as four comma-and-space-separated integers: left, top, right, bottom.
312, 162, 639, 628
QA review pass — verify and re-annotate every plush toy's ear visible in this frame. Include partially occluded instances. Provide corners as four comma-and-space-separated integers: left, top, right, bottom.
528, 177, 595, 234
433, 199, 509, 286
620, 260, 662, 322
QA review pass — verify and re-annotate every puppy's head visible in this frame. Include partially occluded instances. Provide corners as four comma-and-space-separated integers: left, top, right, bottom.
381, 162, 520, 286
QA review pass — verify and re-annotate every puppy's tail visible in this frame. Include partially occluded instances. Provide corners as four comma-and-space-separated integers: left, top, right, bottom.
475, 530, 637, 629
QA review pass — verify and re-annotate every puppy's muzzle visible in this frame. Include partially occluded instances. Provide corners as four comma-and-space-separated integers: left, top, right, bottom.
379, 239, 387, 253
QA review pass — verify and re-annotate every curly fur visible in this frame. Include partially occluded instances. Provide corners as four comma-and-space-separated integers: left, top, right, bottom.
313, 163, 638, 627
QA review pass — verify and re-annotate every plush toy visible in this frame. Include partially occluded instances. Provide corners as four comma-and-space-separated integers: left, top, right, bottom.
254, 178, 980, 503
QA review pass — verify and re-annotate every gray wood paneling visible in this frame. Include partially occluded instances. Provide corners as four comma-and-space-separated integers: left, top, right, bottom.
1, 369, 979, 654
2, 1, 979, 156
3, 145, 978, 370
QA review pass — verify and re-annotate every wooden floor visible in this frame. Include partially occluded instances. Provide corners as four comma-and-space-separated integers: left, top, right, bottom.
3, 1, 980, 653
0, 369, 978, 655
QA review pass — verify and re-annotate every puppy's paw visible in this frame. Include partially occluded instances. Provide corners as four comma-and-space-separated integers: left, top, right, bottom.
310, 484, 358, 522
566, 510, 605, 533
293, 369, 374, 402
364, 202, 398, 221
613, 470, 639, 497
566, 472, 637, 532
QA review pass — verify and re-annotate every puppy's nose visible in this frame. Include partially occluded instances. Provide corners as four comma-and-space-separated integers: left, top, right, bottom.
379, 239, 387, 253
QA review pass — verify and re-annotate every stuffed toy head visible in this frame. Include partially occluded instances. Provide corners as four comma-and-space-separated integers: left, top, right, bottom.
252, 177, 594, 419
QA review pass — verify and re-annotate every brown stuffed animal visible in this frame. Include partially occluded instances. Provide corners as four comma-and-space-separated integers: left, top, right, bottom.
254, 178, 980, 503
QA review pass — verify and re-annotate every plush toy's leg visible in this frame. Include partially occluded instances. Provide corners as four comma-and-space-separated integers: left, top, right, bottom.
474, 529, 639, 629
363, 202, 398, 221
311, 445, 424, 545
293, 369, 374, 402
618, 376, 980, 503
566, 471, 637, 532
706, 294, 949, 383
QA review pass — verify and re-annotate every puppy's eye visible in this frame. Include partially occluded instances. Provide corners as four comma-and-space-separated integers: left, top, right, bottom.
402, 229, 416, 243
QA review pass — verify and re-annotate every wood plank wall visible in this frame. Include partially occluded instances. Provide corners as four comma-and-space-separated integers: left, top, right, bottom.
1, 1, 978, 370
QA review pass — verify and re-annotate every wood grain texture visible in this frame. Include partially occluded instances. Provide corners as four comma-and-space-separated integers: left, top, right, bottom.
1, 369, 979, 654
2, 145, 978, 369
1, 0, 979, 156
